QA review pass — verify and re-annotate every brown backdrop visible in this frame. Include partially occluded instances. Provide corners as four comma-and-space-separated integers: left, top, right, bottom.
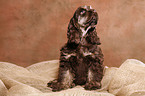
0, 0, 145, 67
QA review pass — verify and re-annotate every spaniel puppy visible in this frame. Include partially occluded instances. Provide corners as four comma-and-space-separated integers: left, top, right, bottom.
47, 5, 104, 92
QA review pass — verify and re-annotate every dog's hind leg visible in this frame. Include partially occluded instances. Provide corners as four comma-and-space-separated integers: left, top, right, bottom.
84, 47, 104, 90
47, 45, 77, 91
84, 62, 104, 90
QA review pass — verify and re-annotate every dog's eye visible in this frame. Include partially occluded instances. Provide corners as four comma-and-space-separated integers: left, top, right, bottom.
80, 10, 86, 15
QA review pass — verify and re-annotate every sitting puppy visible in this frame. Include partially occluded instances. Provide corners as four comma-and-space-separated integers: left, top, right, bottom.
48, 5, 104, 92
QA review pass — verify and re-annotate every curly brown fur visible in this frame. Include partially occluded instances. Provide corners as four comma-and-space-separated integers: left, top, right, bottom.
47, 5, 104, 92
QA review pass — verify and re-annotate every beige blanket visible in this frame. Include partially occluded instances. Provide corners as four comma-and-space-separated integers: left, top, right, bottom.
0, 59, 145, 96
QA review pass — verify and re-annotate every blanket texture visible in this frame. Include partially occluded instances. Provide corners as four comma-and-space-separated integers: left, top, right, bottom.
0, 59, 145, 96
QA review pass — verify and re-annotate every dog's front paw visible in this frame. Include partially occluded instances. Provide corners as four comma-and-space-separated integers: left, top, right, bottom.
84, 81, 101, 90
47, 80, 64, 92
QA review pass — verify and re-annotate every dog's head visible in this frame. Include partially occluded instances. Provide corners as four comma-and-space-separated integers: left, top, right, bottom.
73, 5, 98, 27
67, 6, 100, 45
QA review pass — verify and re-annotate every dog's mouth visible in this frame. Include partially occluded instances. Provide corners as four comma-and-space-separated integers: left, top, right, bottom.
78, 16, 88, 26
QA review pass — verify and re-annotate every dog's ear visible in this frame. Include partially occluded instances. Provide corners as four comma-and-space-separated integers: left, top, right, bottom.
73, 7, 81, 22
86, 28, 101, 45
91, 12, 100, 45
92, 13, 98, 26
71, 18, 79, 30
93, 12, 99, 25
67, 18, 80, 44
89, 35, 101, 45
72, 8, 81, 29
96, 36, 101, 45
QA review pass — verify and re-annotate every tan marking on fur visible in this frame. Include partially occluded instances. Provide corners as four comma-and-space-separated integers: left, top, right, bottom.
88, 69, 93, 82
62, 70, 74, 88
80, 27, 87, 37
83, 52, 93, 56
81, 26, 92, 37
64, 53, 76, 59
78, 16, 88, 26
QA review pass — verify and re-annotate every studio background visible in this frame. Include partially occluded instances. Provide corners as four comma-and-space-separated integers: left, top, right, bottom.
0, 0, 145, 67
